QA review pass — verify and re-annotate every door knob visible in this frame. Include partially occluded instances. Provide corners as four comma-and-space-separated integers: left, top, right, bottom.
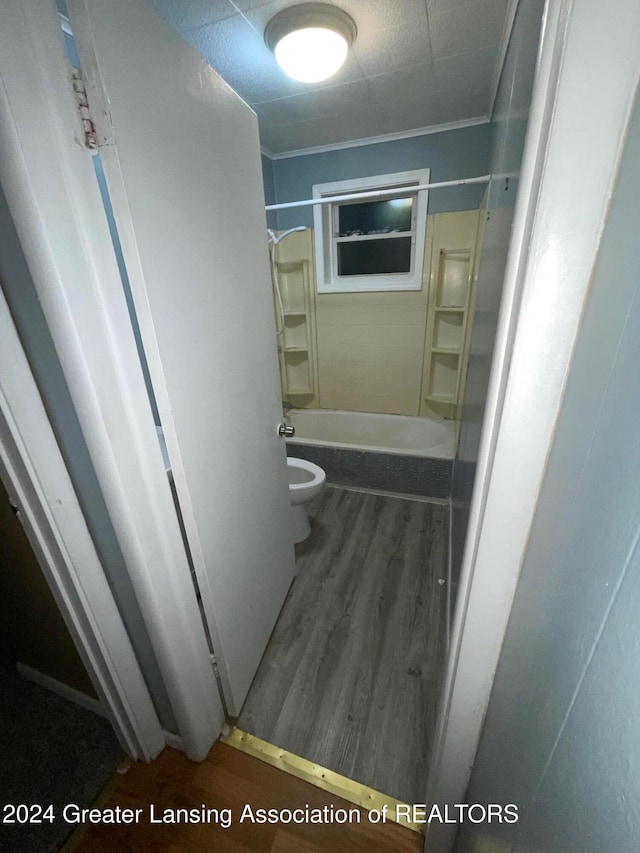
277, 422, 295, 438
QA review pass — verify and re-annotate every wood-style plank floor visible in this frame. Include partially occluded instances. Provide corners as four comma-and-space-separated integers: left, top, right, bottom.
66, 742, 421, 852
239, 486, 449, 805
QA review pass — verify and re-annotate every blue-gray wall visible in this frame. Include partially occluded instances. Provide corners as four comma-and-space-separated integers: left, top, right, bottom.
266, 123, 491, 230
261, 153, 277, 230
0, 185, 176, 732
457, 81, 640, 853
450, 0, 544, 599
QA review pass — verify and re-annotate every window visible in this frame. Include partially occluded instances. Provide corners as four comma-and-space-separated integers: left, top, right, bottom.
313, 169, 430, 293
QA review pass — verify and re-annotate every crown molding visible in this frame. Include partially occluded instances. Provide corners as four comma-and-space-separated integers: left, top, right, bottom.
262, 116, 490, 161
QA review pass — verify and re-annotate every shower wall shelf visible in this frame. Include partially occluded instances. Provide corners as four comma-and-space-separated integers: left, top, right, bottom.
273, 243, 318, 400
421, 210, 483, 419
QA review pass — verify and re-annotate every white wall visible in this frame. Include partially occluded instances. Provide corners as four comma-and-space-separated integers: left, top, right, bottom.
457, 82, 640, 853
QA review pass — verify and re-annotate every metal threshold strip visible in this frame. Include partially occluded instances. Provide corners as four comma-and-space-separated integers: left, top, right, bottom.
220, 727, 422, 834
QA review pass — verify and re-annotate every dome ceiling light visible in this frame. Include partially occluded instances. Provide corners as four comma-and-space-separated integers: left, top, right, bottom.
265, 3, 357, 84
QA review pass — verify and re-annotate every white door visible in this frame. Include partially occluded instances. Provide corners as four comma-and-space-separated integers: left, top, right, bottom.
68, 0, 295, 715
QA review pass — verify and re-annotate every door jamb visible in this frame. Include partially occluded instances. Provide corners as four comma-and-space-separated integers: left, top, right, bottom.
425, 0, 640, 849
0, 286, 164, 760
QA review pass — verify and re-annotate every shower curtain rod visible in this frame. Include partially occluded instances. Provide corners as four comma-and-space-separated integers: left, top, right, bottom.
264, 174, 491, 212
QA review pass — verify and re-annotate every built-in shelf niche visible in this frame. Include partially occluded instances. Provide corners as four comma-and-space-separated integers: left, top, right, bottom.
274, 253, 316, 397
423, 252, 471, 409
283, 314, 308, 351
421, 210, 482, 419
427, 351, 459, 401
432, 309, 464, 351
436, 250, 471, 308
278, 263, 307, 313
283, 351, 312, 394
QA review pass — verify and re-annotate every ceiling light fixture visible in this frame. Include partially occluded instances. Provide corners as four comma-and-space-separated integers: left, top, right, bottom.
265, 3, 357, 84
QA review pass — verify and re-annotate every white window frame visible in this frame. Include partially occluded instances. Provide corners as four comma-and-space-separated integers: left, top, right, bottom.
313, 169, 430, 293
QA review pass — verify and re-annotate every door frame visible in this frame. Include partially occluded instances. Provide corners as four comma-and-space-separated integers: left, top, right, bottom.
0, 0, 223, 759
0, 286, 163, 760
425, 0, 640, 850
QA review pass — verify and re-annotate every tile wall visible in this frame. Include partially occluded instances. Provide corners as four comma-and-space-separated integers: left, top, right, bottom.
315, 288, 431, 415
277, 210, 480, 416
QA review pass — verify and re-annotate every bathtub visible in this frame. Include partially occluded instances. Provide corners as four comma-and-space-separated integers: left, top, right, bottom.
285, 409, 455, 459
285, 409, 455, 499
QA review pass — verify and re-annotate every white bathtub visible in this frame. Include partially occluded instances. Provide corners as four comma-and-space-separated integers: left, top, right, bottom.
285, 408, 455, 459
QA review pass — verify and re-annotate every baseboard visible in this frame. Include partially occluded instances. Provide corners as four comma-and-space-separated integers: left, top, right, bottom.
163, 730, 185, 752
446, 500, 453, 652
327, 482, 449, 505
16, 662, 107, 718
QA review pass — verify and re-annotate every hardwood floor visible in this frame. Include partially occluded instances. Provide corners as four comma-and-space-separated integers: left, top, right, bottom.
239, 486, 449, 805
66, 742, 421, 852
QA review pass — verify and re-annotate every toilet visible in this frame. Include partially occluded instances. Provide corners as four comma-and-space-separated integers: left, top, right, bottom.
287, 457, 326, 544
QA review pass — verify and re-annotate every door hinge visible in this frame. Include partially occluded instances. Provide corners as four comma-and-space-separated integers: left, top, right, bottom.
71, 70, 98, 153
210, 654, 219, 678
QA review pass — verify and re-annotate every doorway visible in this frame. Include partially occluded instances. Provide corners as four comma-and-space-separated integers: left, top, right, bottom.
54, 0, 542, 811
0, 473, 123, 853
0, 0, 552, 837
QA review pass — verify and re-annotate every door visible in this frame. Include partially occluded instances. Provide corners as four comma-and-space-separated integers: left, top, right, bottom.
67, 0, 295, 715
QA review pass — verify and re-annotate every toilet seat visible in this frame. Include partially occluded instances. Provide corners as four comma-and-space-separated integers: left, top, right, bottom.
286, 457, 326, 542
287, 457, 325, 505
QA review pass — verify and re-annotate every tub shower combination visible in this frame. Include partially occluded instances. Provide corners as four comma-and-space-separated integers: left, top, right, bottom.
284, 408, 455, 499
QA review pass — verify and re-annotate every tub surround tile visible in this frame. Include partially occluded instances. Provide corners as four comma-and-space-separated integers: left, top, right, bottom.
314, 267, 431, 418
275, 213, 482, 419
347, 392, 420, 416
287, 442, 452, 499
318, 360, 422, 383
316, 323, 427, 347
315, 304, 426, 326
311, 390, 353, 411
315, 290, 428, 309
238, 487, 449, 805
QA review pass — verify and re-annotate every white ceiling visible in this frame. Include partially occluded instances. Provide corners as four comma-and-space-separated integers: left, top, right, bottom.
149, 0, 514, 156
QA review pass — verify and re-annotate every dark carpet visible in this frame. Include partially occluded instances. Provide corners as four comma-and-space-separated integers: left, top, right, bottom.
0, 662, 123, 852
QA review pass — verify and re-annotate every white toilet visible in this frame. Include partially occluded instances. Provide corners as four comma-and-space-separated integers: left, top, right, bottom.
287, 457, 326, 544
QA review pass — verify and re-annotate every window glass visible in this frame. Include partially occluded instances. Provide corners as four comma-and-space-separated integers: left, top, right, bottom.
313, 169, 429, 292
337, 237, 412, 276
337, 198, 413, 236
